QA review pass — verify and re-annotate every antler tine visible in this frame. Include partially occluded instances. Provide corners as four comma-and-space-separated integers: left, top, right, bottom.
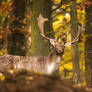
65, 25, 82, 47
55, 35, 61, 41
63, 32, 69, 43
37, 14, 51, 40
55, 31, 68, 42
70, 25, 82, 44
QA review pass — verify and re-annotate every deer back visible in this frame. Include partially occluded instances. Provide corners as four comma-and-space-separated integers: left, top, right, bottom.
0, 55, 59, 75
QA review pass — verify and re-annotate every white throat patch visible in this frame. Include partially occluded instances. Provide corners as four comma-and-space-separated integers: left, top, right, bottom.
46, 62, 56, 75
46, 57, 61, 75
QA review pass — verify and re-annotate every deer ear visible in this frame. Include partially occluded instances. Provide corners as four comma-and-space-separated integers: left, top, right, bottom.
50, 39, 56, 47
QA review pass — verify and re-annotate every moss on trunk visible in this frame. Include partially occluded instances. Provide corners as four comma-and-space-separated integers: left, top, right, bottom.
70, 0, 80, 84
31, 0, 54, 56
85, 4, 92, 84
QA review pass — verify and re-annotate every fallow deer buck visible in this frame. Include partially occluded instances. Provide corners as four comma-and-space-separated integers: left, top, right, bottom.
0, 14, 82, 75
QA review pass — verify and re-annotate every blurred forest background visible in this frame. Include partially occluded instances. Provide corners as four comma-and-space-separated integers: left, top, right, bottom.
0, 0, 92, 89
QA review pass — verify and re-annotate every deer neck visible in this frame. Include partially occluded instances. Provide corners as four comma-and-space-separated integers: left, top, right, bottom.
48, 48, 61, 64
45, 48, 61, 75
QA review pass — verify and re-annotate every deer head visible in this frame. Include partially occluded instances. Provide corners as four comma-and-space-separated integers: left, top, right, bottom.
37, 14, 82, 55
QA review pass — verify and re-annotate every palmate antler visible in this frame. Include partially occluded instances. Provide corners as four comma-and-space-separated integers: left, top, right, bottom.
37, 14, 62, 47
37, 14, 82, 47
37, 14, 50, 40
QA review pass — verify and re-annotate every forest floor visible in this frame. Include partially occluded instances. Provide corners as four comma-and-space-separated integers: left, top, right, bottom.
0, 70, 89, 92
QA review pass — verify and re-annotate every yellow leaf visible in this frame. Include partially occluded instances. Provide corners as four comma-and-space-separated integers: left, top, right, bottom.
26, 76, 34, 80
0, 73, 5, 81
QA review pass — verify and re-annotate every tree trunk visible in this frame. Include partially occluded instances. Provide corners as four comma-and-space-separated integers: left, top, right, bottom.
85, 3, 92, 84
8, 0, 27, 56
70, 0, 80, 84
31, 0, 54, 56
